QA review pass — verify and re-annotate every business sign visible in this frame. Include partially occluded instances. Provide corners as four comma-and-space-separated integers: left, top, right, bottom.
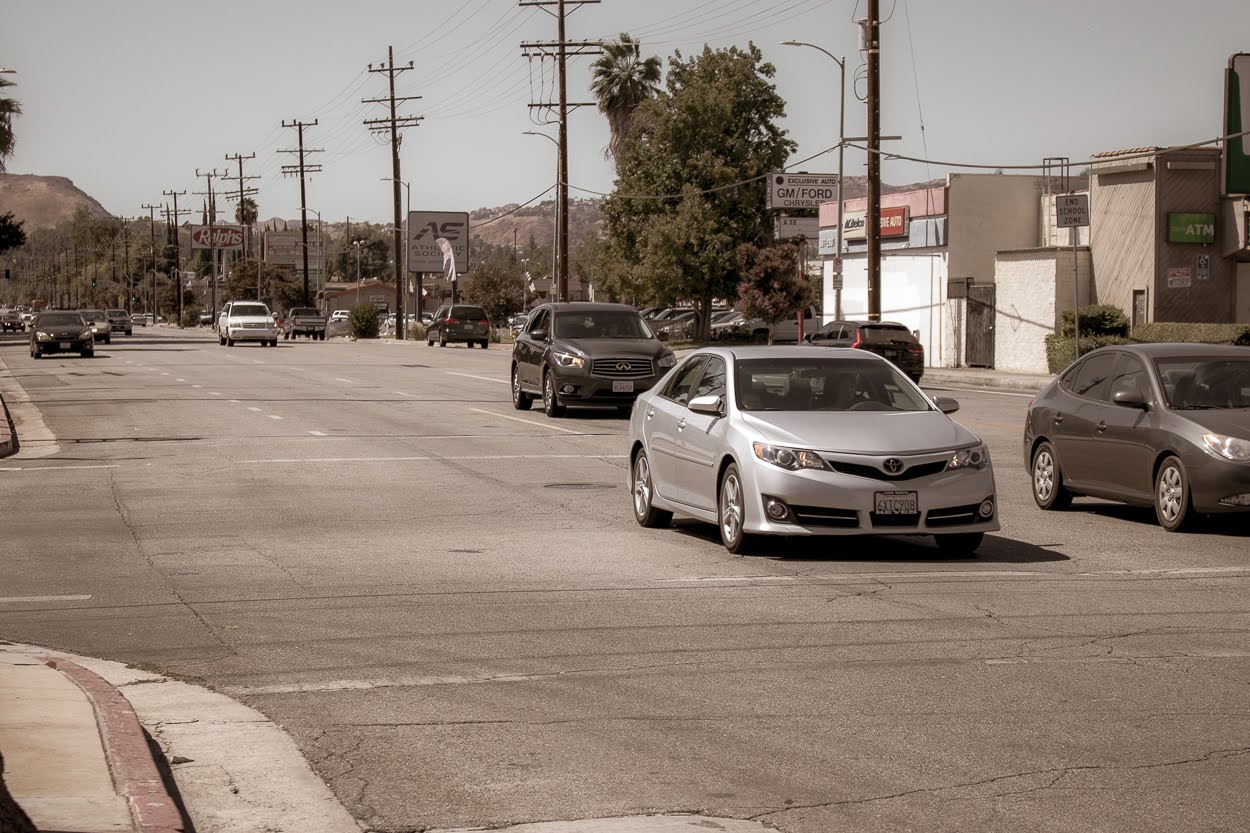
775, 216, 820, 240
1167, 267, 1193, 288
842, 206, 910, 240
408, 211, 470, 274
1054, 194, 1089, 228
767, 173, 838, 210
190, 225, 244, 250
1168, 213, 1216, 244
1225, 53, 1250, 195
263, 230, 324, 268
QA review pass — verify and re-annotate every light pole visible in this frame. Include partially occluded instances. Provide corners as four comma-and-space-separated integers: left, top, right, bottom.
523, 131, 561, 300
379, 177, 413, 320
781, 41, 845, 320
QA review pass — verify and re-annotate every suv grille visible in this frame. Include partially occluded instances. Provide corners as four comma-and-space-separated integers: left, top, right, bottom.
592, 358, 654, 379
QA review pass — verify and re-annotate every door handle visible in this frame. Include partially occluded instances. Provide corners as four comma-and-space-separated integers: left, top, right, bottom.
1052, 414, 1064, 425
1096, 421, 1107, 433
677, 418, 686, 431
646, 408, 655, 420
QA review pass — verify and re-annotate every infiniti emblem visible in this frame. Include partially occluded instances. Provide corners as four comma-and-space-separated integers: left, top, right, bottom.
883, 458, 904, 474
616, 361, 633, 371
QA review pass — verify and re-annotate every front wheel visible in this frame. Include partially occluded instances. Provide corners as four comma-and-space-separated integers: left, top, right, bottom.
542, 370, 565, 418
632, 450, 672, 528
935, 532, 984, 556
1031, 441, 1072, 510
481, 340, 489, 349
719, 463, 755, 554
512, 366, 533, 411
1155, 455, 1193, 531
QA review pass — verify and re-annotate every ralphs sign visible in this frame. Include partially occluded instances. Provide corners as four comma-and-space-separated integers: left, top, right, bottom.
407, 211, 470, 274
768, 172, 839, 210
190, 225, 245, 250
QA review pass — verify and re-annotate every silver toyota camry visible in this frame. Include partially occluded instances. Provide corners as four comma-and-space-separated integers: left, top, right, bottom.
628, 346, 999, 555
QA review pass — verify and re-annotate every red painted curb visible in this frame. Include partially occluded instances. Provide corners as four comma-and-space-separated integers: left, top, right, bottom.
43, 659, 185, 833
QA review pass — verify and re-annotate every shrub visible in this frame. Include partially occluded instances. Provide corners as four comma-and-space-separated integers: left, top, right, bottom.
348, 303, 380, 339
1045, 333, 1131, 373
1059, 304, 1129, 337
405, 324, 427, 341
1130, 322, 1250, 345
180, 307, 202, 328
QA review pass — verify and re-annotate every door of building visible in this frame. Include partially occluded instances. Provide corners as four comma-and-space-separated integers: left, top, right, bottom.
1132, 290, 1148, 328
1237, 264, 1250, 324
966, 284, 996, 368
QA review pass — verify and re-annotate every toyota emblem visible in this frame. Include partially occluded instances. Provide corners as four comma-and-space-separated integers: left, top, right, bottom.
883, 458, 904, 474
616, 361, 632, 372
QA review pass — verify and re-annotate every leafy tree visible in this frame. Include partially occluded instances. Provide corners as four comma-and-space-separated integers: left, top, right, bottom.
0, 212, 25, 254
0, 74, 19, 172
463, 260, 524, 325
735, 242, 812, 344
226, 259, 303, 312
602, 43, 795, 340
590, 33, 662, 169
348, 302, 380, 339
234, 197, 258, 258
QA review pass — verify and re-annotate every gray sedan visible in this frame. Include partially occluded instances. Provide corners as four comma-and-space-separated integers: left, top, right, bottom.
1025, 343, 1250, 530
628, 346, 999, 555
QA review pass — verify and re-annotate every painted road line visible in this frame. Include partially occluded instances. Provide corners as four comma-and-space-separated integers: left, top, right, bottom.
210, 392, 222, 396
176, 378, 187, 382
393, 391, 419, 398
268, 415, 283, 420
240, 456, 434, 464
248, 407, 263, 412
334, 378, 354, 384
0, 595, 93, 604
308, 431, 327, 436
447, 372, 508, 385
192, 385, 203, 389
0, 464, 121, 472
469, 408, 585, 435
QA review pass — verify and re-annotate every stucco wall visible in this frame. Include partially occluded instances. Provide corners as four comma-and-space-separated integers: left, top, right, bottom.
946, 174, 1046, 286
994, 248, 1093, 373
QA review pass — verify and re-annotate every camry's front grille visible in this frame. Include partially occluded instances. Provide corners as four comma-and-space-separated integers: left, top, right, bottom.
592, 358, 654, 379
828, 460, 947, 481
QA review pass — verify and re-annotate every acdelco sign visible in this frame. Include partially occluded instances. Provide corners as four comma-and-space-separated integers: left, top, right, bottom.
842, 206, 910, 240
767, 173, 839, 210
190, 225, 245, 250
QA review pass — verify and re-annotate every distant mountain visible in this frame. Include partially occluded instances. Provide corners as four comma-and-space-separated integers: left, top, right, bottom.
0, 173, 112, 231
470, 197, 603, 250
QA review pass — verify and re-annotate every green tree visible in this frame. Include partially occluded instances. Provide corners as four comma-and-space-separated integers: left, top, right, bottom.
735, 242, 812, 345
348, 302, 380, 339
0, 212, 25, 254
226, 259, 303, 312
234, 197, 258, 258
0, 74, 20, 172
602, 43, 795, 340
590, 33, 662, 169
463, 260, 523, 325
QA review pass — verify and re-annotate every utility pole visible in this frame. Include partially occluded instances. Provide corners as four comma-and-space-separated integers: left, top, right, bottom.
195, 169, 226, 316
521, 0, 602, 303
223, 152, 259, 260
863, 0, 882, 320
122, 220, 132, 314
141, 203, 161, 318
364, 46, 421, 340
280, 120, 323, 308
163, 190, 189, 325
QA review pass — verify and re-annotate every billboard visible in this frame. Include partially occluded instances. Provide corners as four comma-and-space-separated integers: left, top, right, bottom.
263, 231, 323, 268
408, 211, 470, 274
190, 225, 244, 250
1226, 53, 1250, 195
767, 173, 838, 210
842, 206, 910, 240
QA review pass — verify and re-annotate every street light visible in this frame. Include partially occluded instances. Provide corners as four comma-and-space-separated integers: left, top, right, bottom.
781, 41, 846, 320
523, 131, 560, 301
379, 177, 415, 322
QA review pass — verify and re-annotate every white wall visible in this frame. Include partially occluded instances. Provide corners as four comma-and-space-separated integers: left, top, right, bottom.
825, 252, 949, 367
994, 255, 1059, 373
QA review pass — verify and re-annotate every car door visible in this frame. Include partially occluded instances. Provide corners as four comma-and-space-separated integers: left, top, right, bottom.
1051, 351, 1118, 489
643, 356, 707, 506
516, 307, 549, 390
1087, 352, 1156, 500
672, 356, 729, 511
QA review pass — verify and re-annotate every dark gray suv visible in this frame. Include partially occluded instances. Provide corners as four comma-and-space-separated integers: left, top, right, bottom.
511, 302, 677, 417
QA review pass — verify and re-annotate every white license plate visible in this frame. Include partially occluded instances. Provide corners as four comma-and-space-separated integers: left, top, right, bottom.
59, 342, 71, 349
875, 491, 918, 514
884, 349, 897, 358
612, 380, 634, 393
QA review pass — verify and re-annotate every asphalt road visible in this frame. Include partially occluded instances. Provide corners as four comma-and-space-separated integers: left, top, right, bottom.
1, 327, 1247, 833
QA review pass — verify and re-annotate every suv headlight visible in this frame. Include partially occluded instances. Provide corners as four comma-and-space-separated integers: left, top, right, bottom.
947, 443, 990, 470
551, 351, 585, 369
1203, 433, 1250, 461
36, 330, 51, 340
657, 353, 676, 368
752, 442, 830, 472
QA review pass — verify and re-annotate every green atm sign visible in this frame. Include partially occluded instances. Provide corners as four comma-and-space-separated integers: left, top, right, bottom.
1168, 213, 1216, 244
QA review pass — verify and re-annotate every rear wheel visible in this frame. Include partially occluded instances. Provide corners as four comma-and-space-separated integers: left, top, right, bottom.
935, 532, 984, 556
632, 450, 672, 528
542, 370, 565, 418
719, 464, 756, 554
1031, 441, 1072, 510
1154, 456, 1193, 532
481, 339, 489, 349
511, 366, 533, 411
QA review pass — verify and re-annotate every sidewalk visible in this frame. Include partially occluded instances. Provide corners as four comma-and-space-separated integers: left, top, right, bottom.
920, 365, 1054, 394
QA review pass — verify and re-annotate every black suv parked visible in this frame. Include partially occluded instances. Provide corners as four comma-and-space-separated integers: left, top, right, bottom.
426, 303, 492, 348
511, 302, 677, 417
805, 320, 925, 382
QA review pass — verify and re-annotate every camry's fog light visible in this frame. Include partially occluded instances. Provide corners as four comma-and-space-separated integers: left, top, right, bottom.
561, 384, 576, 395
978, 499, 995, 518
1218, 493, 1250, 507
763, 496, 792, 522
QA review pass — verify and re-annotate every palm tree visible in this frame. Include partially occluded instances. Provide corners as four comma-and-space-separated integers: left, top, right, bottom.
0, 75, 21, 173
589, 33, 661, 170
235, 197, 258, 258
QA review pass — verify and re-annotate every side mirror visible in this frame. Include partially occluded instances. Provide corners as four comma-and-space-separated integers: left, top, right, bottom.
688, 394, 724, 416
933, 395, 960, 414
1112, 388, 1149, 410
530, 328, 547, 341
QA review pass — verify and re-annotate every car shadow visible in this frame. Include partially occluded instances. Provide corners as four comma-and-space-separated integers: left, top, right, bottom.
1066, 501, 1250, 537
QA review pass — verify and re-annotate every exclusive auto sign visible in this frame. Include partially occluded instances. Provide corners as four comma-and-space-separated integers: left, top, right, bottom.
768, 173, 838, 210
190, 225, 244, 250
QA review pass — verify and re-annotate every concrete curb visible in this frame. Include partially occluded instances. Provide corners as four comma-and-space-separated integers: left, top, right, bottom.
0, 386, 14, 458
45, 658, 186, 833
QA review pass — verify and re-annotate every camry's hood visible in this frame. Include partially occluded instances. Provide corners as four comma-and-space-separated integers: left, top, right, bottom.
1175, 408, 1250, 438
556, 337, 669, 358
740, 410, 981, 455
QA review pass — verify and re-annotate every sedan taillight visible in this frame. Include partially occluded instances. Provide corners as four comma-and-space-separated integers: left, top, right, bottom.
446, 317, 460, 325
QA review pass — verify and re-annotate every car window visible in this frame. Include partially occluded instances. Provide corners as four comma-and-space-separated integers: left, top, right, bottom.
662, 357, 708, 407
736, 357, 931, 412
451, 305, 485, 319
553, 310, 652, 339
693, 357, 727, 400
1110, 354, 1149, 401
36, 312, 86, 327
230, 304, 269, 317
1067, 353, 1117, 401
526, 308, 549, 335
1156, 356, 1250, 410
860, 325, 915, 344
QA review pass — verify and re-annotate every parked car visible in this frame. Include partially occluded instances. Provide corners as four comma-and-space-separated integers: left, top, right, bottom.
106, 309, 133, 336
655, 310, 698, 341
512, 302, 677, 417
30, 311, 94, 359
806, 320, 925, 382
1025, 343, 1250, 531
0, 308, 22, 332
78, 309, 112, 344
628, 345, 998, 554
198, 312, 215, 326
507, 313, 530, 336
283, 307, 328, 340
426, 303, 492, 348
131, 313, 148, 327
768, 306, 820, 344
218, 301, 278, 347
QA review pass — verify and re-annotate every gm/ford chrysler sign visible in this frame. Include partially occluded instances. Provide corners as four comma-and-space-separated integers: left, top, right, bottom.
767, 173, 838, 210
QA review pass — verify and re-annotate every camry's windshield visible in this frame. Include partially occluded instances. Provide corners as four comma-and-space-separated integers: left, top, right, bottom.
37, 312, 86, 328
1157, 357, 1250, 410
554, 310, 653, 339
736, 357, 932, 412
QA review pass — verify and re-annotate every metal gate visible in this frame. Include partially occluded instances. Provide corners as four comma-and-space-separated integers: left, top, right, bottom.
966, 284, 996, 368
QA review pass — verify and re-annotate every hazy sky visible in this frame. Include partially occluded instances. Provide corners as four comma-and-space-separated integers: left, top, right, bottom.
4, 0, 1248, 224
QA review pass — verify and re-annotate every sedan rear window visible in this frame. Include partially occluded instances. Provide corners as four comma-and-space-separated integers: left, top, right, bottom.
736, 357, 930, 412
554, 310, 653, 339
450, 306, 487, 319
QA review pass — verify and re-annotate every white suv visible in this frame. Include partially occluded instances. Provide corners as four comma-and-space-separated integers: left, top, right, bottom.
218, 300, 278, 347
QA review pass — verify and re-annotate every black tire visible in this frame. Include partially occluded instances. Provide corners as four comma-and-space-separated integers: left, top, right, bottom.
219, 335, 226, 346
542, 369, 565, 418
481, 340, 489, 349
632, 449, 672, 528
1031, 441, 1072, 510
935, 532, 984, 556
1154, 455, 1194, 532
427, 338, 433, 347
271, 339, 279, 347
511, 365, 533, 411
226, 334, 234, 346
104, 335, 111, 344
82, 348, 93, 358
31, 348, 40, 359
718, 463, 756, 554
439, 337, 447, 348
284, 331, 290, 340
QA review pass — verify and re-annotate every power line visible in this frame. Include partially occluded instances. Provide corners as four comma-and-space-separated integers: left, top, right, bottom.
279, 119, 324, 307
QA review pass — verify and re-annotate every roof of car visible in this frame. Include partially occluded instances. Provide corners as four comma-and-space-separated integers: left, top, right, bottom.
693, 345, 889, 362
545, 302, 637, 313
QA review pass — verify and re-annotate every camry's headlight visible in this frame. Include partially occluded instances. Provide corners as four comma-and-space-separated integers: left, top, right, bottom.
752, 442, 830, 471
1203, 433, 1250, 461
551, 351, 585, 368
947, 443, 990, 470
657, 353, 676, 368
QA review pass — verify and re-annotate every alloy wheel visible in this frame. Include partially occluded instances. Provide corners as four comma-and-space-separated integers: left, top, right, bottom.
720, 469, 744, 547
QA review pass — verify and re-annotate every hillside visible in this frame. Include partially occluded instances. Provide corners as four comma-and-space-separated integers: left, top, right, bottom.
0, 173, 112, 230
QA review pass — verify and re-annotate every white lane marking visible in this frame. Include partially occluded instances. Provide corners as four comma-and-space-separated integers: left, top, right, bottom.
176, 378, 187, 382
308, 431, 327, 436
392, 391, 419, 398
248, 407, 263, 412
924, 385, 1036, 399
238, 454, 625, 464
0, 595, 93, 604
267, 415, 283, 420
658, 576, 799, 583
0, 464, 121, 472
252, 360, 264, 364
241, 456, 432, 464
228, 399, 239, 403
210, 392, 222, 396
192, 385, 203, 389
161, 372, 170, 376
447, 372, 508, 385
469, 408, 585, 435
334, 378, 354, 384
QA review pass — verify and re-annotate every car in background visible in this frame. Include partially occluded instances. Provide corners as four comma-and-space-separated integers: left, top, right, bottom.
655, 309, 698, 341
511, 302, 677, 417
1025, 343, 1250, 531
30, 311, 94, 359
328, 310, 351, 324
283, 307, 328, 340
1, 308, 22, 332
628, 346, 997, 554
106, 309, 133, 336
426, 303, 492, 348
507, 312, 530, 336
78, 309, 112, 344
218, 301, 278, 347
806, 320, 925, 383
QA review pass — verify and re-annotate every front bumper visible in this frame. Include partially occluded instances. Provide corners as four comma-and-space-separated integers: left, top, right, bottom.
1186, 449, 1250, 514
228, 326, 277, 341
549, 365, 665, 404
35, 337, 93, 354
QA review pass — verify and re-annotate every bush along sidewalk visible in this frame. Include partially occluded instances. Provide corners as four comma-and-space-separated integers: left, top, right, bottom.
1045, 304, 1250, 372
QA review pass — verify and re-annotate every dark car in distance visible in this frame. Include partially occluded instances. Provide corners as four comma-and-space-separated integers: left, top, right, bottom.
1024, 343, 1250, 531
30, 311, 94, 359
806, 320, 925, 382
426, 303, 491, 348
511, 302, 677, 417
106, 309, 133, 336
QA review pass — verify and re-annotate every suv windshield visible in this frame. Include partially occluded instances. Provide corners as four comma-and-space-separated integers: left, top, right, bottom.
553, 310, 653, 339
736, 357, 931, 412
230, 304, 269, 317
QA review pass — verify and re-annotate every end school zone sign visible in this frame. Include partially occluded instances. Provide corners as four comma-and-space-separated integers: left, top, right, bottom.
767, 173, 839, 210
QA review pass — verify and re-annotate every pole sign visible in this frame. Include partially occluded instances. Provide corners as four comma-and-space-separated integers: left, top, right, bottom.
1054, 194, 1089, 228
1225, 53, 1250, 195
774, 216, 820, 240
190, 225, 244, 250
767, 173, 838, 210
263, 231, 324, 267
408, 211, 469, 274
842, 206, 910, 240
1167, 213, 1216, 244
